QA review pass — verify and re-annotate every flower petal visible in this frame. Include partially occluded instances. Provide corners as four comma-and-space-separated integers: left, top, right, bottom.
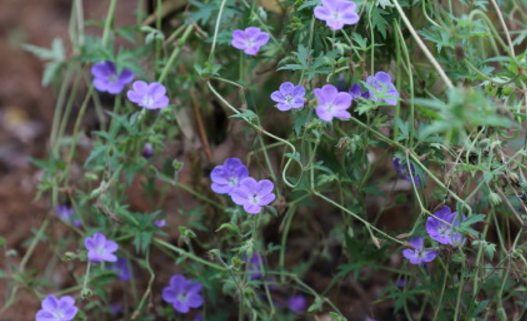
239, 177, 258, 192
315, 106, 333, 122
244, 203, 262, 214
314, 6, 330, 21
41, 295, 59, 311
258, 193, 276, 206
231, 188, 250, 205
132, 80, 149, 94
408, 237, 424, 250
256, 179, 274, 196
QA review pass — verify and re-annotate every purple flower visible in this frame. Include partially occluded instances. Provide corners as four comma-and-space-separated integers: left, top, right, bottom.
35, 294, 78, 321
91, 61, 134, 94
109, 257, 131, 281
349, 83, 362, 99
84, 232, 119, 263
142, 143, 154, 158
365, 72, 399, 106
245, 253, 263, 280
162, 274, 203, 313
231, 27, 270, 55
109, 303, 123, 316
127, 81, 170, 109
335, 75, 349, 92
210, 158, 249, 195
314, 0, 359, 30
314, 84, 352, 122
231, 177, 276, 214
402, 237, 438, 265
270, 82, 305, 111
55, 205, 82, 227
426, 206, 466, 246
287, 295, 307, 314
392, 157, 421, 187
153, 219, 166, 227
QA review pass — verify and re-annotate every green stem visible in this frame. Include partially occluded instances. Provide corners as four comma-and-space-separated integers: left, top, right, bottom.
153, 238, 228, 271
158, 24, 194, 83
101, 0, 118, 48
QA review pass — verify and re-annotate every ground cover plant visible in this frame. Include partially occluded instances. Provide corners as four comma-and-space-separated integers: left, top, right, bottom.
3, 0, 527, 320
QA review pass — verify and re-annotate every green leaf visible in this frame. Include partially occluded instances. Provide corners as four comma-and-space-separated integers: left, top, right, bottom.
230, 109, 257, 121
370, 7, 389, 38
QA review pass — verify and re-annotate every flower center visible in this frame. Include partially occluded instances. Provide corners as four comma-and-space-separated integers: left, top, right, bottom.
53, 309, 65, 319
245, 37, 256, 48
108, 74, 118, 83
325, 104, 335, 114
228, 176, 238, 187
285, 94, 294, 104
142, 95, 154, 108
96, 246, 106, 255
438, 225, 449, 238
177, 292, 188, 303
249, 194, 260, 205
331, 10, 341, 21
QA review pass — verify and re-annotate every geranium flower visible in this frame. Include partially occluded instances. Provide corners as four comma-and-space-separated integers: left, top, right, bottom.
392, 157, 421, 187
162, 275, 203, 313
35, 295, 78, 321
231, 27, 270, 55
314, 84, 352, 121
402, 237, 438, 265
364, 72, 399, 106
84, 232, 119, 263
245, 253, 263, 280
91, 61, 134, 94
314, 0, 359, 30
426, 206, 466, 246
287, 295, 307, 314
231, 178, 276, 214
109, 257, 131, 281
153, 219, 166, 227
210, 158, 249, 195
127, 81, 170, 109
55, 205, 82, 227
270, 82, 305, 111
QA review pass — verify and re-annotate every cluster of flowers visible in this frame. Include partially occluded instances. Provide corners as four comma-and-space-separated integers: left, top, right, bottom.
210, 158, 276, 214
90, 61, 169, 110
36, 229, 202, 320
231, 0, 360, 58
348, 72, 400, 106
268, 73, 399, 123
402, 206, 467, 265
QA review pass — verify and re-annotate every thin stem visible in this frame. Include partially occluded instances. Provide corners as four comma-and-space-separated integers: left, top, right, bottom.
153, 238, 228, 271
101, 0, 118, 48
391, 0, 454, 88
158, 24, 194, 83
208, 0, 228, 63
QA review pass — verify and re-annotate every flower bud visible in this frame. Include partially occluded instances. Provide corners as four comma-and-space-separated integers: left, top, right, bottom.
509, 172, 520, 185
142, 143, 154, 158
489, 192, 502, 206
502, 86, 512, 96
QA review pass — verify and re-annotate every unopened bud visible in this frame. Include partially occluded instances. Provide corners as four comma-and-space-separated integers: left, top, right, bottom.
489, 192, 502, 206
142, 143, 154, 158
